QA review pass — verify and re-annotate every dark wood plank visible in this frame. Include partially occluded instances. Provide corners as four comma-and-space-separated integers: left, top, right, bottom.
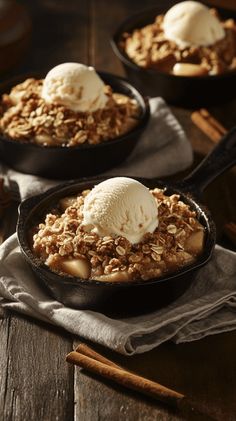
173, 104, 236, 236
90, 0, 174, 73
4, 0, 91, 79
123, 331, 236, 421
1, 1, 236, 421
74, 330, 236, 421
74, 367, 182, 421
73, 0, 236, 419
0, 314, 74, 421
73, 1, 236, 419
0, 2, 91, 420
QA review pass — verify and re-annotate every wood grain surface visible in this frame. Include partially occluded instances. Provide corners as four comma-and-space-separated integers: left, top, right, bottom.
0, 1, 236, 420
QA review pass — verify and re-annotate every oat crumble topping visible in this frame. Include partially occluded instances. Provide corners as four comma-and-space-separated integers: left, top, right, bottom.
32, 188, 205, 282
0, 78, 140, 146
121, 9, 236, 75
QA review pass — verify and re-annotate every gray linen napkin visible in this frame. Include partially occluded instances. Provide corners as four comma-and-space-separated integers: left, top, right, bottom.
1, 98, 193, 200
0, 234, 236, 355
1, 97, 235, 355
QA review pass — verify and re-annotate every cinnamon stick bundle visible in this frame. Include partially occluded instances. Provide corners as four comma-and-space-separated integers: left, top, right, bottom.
66, 343, 214, 419
67, 348, 184, 407
191, 109, 227, 143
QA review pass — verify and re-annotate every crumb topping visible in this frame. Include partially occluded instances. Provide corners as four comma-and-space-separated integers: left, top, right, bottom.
121, 10, 236, 75
0, 78, 140, 146
32, 187, 205, 281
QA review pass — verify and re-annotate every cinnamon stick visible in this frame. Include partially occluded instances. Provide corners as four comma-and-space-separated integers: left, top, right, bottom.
66, 350, 184, 408
67, 345, 214, 419
76, 343, 120, 369
191, 109, 227, 143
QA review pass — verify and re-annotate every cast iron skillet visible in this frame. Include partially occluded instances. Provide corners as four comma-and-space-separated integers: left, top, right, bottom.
0, 72, 149, 179
17, 128, 236, 315
111, 2, 236, 107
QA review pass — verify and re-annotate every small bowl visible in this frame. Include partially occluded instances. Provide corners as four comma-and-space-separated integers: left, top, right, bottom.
16, 126, 236, 316
0, 72, 149, 179
111, 5, 236, 107
17, 177, 215, 316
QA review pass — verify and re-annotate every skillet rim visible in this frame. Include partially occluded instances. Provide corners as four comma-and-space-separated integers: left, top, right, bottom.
111, 3, 236, 81
0, 71, 150, 152
17, 176, 216, 289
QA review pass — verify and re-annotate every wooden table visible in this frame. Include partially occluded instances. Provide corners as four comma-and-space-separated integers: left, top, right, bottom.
1, 1, 236, 420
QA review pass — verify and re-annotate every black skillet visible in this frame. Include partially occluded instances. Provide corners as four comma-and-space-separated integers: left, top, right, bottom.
17, 128, 236, 315
0, 72, 149, 179
111, 2, 236, 107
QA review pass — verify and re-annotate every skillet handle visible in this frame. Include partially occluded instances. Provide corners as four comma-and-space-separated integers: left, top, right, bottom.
175, 126, 236, 196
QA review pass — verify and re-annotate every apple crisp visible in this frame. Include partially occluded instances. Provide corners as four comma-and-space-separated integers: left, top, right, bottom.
0, 78, 140, 146
121, 10, 236, 75
32, 187, 205, 282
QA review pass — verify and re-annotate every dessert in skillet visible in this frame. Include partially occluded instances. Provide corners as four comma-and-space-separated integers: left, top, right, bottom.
0, 63, 140, 146
121, 1, 236, 76
32, 177, 205, 282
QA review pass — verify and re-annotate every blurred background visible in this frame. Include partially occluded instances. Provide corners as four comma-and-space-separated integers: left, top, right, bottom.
0, 0, 235, 81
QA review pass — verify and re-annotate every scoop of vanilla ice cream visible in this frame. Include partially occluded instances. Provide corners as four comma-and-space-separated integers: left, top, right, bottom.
82, 177, 158, 244
41, 62, 108, 112
163, 1, 225, 48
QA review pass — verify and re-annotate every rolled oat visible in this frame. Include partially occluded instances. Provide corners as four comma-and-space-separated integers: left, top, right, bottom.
32, 187, 205, 281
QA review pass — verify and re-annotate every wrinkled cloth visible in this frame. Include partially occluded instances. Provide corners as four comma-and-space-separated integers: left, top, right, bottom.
1, 234, 236, 355
0, 96, 214, 356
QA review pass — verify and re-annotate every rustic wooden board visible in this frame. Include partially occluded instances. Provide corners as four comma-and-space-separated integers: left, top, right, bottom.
0, 1, 88, 420
0, 314, 74, 420
74, 363, 181, 421
73, 330, 236, 421
0, 0, 236, 420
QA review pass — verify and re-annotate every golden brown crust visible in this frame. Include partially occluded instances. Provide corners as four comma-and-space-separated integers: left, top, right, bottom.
32, 188, 205, 281
0, 79, 140, 146
121, 10, 236, 75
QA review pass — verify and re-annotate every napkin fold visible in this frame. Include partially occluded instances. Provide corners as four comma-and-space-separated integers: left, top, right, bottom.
1, 234, 236, 355
1, 98, 193, 200
3, 96, 231, 356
